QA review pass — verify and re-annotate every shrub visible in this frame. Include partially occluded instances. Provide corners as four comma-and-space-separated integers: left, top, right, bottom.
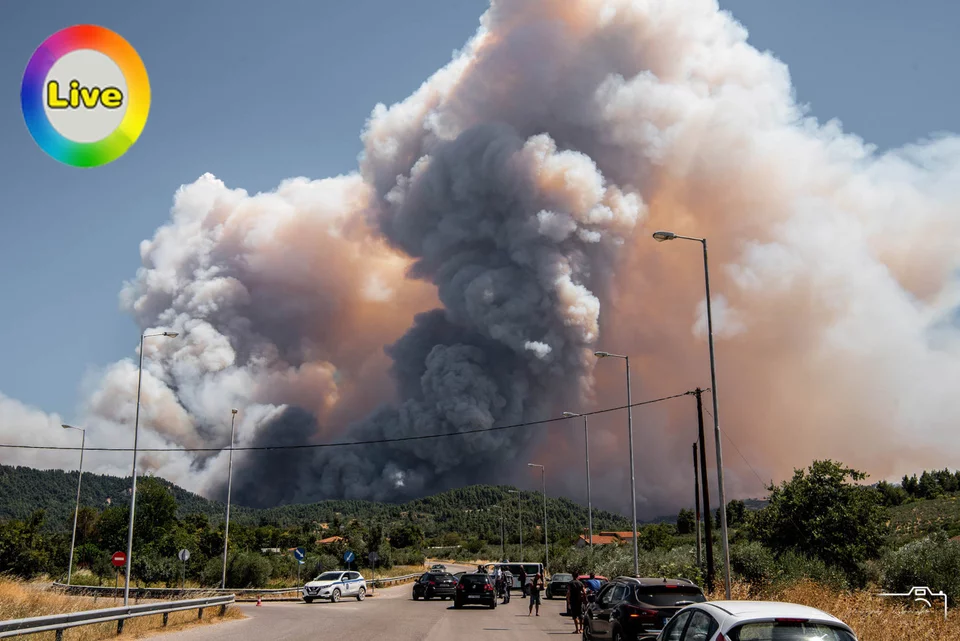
227, 551, 272, 588
880, 532, 960, 601
730, 542, 775, 585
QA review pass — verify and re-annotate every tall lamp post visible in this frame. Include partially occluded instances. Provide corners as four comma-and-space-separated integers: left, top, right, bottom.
221, 408, 239, 589
61, 424, 85, 585
594, 351, 639, 577
124, 330, 178, 605
562, 412, 593, 549
508, 489, 523, 561
652, 230, 731, 598
491, 505, 505, 560
527, 463, 548, 574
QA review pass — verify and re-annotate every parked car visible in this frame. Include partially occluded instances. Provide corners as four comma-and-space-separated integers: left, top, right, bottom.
566, 575, 608, 615
302, 570, 367, 603
546, 572, 573, 599
431, 563, 446, 571
412, 571, 458, 600
583, 577, 705, 640
453, 573, 497, 609
656, 601, 858, 641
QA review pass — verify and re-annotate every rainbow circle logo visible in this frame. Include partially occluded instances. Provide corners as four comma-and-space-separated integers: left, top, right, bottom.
21, 25, 150, 167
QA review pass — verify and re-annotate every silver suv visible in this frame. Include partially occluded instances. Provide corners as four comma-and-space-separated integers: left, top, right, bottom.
302, 570, 367, 603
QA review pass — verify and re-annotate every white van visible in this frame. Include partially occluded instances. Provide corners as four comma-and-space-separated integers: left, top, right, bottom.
492, 562, 544, 591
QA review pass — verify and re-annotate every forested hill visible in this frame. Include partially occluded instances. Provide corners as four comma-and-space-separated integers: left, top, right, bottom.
0, 465, 632, 538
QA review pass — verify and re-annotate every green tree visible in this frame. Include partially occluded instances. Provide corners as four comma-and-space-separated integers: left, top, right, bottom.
875, 481, 908, 507
134, 477, 177, 547
745, 460, 887, 580
389, 523, 424, 549
676, 509, 695, 535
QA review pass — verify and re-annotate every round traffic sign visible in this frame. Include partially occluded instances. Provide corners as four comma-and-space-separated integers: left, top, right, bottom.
111, 551, 126, 567
368, 551, 378, 563
344, 551, 355, 563
178, 549, 190, 562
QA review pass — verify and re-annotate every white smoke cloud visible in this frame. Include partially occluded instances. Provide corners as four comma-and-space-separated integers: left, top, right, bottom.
2, 0, 959, 515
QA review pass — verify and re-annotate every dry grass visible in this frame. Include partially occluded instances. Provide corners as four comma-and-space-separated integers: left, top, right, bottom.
707, 579, 960, 640
0, 580, 243, 640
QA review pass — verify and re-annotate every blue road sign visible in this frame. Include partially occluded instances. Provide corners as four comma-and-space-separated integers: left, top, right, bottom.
344, 551, 355, 563
294, 547, 305, 562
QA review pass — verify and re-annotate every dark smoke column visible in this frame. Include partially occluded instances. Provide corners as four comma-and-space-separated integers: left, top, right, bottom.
237, 124, 639, 505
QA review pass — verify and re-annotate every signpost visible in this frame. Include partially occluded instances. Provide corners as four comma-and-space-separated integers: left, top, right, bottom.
295, 547, 305, 589
344, 550, 355, 571
368, 551, 378, 595
111, 552, 125, 601
178, 549, 190, 589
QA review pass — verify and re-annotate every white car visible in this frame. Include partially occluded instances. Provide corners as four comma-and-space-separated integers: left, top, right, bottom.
655, 601, 857, 641
302, 570, 367, 603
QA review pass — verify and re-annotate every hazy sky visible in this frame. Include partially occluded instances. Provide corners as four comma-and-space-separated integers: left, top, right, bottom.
1, 0, 958, 422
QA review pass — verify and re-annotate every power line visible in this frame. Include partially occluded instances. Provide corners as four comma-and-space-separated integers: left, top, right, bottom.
0, 390, 697, 454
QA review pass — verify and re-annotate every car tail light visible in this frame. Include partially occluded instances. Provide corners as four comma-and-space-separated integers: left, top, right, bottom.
716, 634, 726, 641
775, 618, 809, 623
624, 606, 658, 619
457, 583, 465, 590
428, 581, 436, 586
484, 583, 494, 591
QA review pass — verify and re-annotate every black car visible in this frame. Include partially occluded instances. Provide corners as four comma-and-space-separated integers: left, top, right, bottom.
583, 577, 706, 641
546, 573, 573, 599
453, 573, 497, 609
412, 572, 457, 600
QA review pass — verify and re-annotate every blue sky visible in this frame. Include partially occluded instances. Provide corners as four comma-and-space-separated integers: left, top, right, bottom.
1, 0, 958, 421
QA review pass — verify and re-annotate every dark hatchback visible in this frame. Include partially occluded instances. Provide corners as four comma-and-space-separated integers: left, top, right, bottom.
453, 573, 497, 609
547, 573, 574, 599
583, 577, 706, 641
412, 572, 458, 600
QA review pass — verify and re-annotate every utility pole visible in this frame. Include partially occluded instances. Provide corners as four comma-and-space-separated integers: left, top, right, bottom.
692, 442, 702, 571
695, 388, 715, 590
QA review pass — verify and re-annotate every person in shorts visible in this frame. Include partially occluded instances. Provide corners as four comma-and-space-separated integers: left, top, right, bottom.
567, 575, 585, 633
528, 572, 544, 616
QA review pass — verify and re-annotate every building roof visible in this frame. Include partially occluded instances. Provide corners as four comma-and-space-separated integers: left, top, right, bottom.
317, 535, 345, 545
600, 531, 637, 540
579, 534, 619, 545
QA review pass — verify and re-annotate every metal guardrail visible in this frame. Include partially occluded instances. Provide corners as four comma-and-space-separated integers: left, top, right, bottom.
52, 572, 422, 601
0, 594, 234, 640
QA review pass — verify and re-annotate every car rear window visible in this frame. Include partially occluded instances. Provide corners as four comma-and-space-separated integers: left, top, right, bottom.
552, 574, 573, 581
730, 622, 857, 641
633, 587, 706, 606
459, 575, 490, 585
431, 573, 454, 580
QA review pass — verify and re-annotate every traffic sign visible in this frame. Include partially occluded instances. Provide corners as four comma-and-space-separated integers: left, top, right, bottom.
294, 547, 305, 564
178, 549, 190, 562
368, 551, 378, 564
344, 551, 355, 563
111, 551, 126, 567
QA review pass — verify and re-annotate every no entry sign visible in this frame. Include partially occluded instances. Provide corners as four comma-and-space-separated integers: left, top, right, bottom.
111, 551, 126, 567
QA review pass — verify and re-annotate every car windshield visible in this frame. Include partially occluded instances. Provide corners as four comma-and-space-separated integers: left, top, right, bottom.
730, 622, 857, 641
314, 572, 343, 581
523, 564, 541, 574
634, 587, 706, 606
552, 574, 573, 581
459, 575, 489, 585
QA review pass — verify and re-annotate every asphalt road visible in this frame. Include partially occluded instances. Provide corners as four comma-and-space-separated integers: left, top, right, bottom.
156, 571, 575, 641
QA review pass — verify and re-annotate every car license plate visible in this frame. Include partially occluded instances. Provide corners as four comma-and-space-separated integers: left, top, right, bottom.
468, 594, 481, 599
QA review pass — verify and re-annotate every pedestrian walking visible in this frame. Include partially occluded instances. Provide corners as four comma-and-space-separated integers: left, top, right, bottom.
567, 574, 586, 633
528, 572, 544, 616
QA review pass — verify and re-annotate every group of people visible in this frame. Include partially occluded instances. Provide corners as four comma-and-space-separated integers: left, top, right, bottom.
486, 565, 546, 615
566, 572, 603, 634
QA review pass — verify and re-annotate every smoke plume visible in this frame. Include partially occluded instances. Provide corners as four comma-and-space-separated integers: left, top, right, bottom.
4, 0, 960, 516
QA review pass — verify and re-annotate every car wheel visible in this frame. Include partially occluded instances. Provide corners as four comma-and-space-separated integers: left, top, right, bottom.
611, 628, 622, 641
356, 588, 365, 601
303, 597, 313, 604
413, 592, 419, 600
331, 589, 341, 603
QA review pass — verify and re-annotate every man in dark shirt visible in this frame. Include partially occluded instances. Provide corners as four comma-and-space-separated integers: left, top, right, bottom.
518, 568, 527, 597
528, 572, 544, 616
567, 575, 585, 633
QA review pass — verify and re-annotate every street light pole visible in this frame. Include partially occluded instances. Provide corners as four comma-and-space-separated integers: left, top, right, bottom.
509, 489, 522, 561
221, 408, 239, 589
594, 351, 639, 577
492, 505, 504, 560
62, 424, 85, 585
124, 330, 178, 606
563, 412, 592, 548
528, 464, 548, 573
653, 230, 731, 598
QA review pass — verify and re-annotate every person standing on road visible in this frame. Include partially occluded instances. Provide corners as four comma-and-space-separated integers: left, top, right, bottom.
518, 568, 528, 597
584, 571, 601, 594
502, 571, 512, 603
567, 574, 585, 634
528, 572, 544, 616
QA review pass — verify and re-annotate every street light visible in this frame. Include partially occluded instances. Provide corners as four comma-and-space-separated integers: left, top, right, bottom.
124, 330, 178, 605
563, 412, 593, 549
594, 350, 639, 577
221, 408, 239, 589
528, 463, 548, 574
61, 424, 85, 585
652, 229, 731, 598
508, 489, 522, 561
